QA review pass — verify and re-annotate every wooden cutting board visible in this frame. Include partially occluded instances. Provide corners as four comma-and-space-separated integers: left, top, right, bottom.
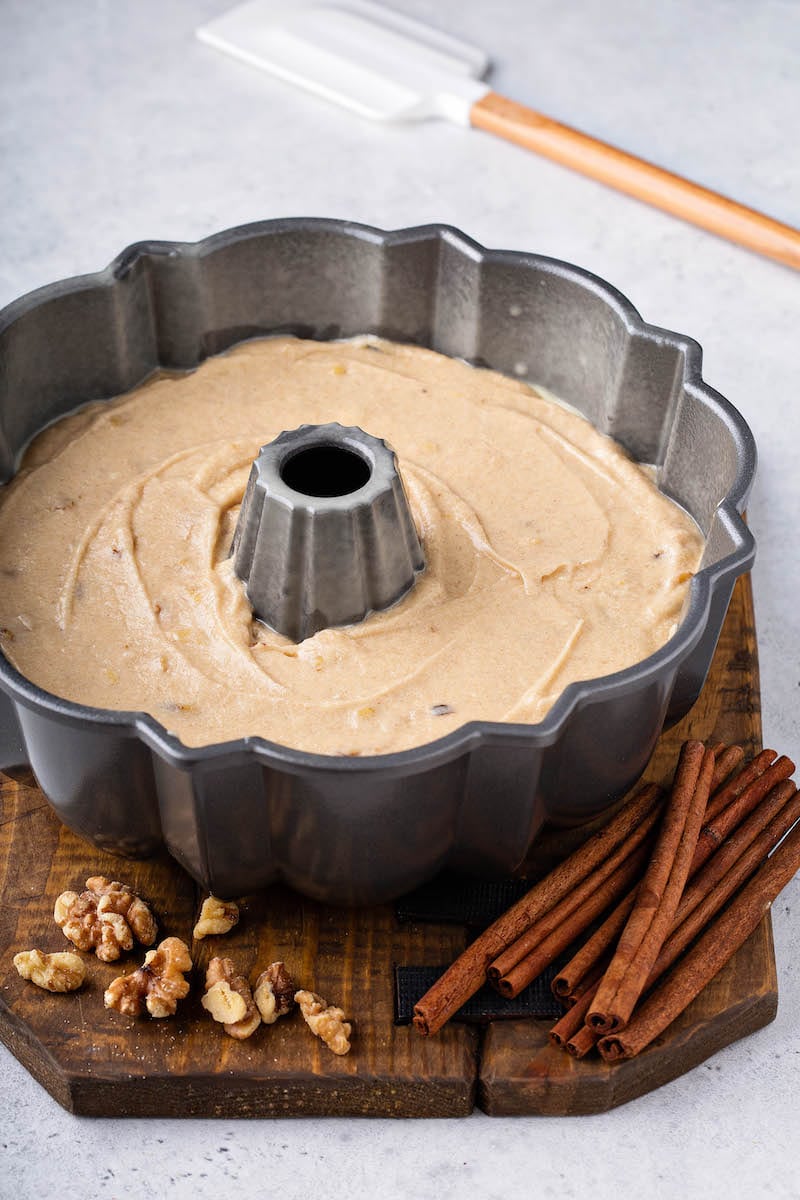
0, 574, 776, 1117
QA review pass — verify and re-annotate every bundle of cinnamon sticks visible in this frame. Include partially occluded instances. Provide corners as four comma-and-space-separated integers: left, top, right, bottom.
413, 741, 799, 1062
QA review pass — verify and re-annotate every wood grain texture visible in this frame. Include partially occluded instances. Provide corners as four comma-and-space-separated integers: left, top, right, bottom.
0, 774, 476, 1117
479, 573, 778, 1115
0, 574, 776, 1117
471, 93, 800, 271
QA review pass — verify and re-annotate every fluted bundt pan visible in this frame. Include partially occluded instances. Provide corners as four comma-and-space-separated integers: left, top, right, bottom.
0, 220, 756, 904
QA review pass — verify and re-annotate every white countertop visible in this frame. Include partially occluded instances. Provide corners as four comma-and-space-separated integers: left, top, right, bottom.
1, 1, 799, 1196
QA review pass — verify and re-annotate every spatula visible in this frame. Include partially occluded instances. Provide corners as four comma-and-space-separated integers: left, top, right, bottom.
197, 0, 800, 270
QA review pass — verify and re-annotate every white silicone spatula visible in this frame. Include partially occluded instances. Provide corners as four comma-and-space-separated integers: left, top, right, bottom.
197, 0, 800, 270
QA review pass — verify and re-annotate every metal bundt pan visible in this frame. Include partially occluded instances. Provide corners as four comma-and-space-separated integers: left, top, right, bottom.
0, 219, 756, 904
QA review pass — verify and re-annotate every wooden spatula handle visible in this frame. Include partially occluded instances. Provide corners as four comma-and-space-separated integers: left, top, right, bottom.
471, 92, 800, 271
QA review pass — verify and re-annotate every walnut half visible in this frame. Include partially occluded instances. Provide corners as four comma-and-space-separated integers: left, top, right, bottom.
202, 956, 260, 1039
254, 961, 296, 1024
192, 896, 239, 940
104, 936, 192, 1018
295, 989, 352, 1055
54, 875, 157, 962
13, 949, 86, 992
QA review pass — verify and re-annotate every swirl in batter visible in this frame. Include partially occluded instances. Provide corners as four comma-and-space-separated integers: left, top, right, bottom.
0, 337, 703, 754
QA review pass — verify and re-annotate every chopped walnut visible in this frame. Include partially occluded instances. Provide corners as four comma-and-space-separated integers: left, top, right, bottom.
295, 989, 352, 1055
192, 896, 240, 940
254, 962, 296, 1024
13, 949, 86, 992
54, 876, 157, 962
202, 956, 260, 1039
203, 980, 248, 1025
104, 937, 192, 1018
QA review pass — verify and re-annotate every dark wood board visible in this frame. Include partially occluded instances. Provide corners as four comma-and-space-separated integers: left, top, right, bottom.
0, 778, 477, 1118
0, 574, 777, 1117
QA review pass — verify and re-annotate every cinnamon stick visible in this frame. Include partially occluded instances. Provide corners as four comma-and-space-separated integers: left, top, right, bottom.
598, 817, 800, 1062
492, 849, 647, 997
549, 984, 597, 1048
554, 749, 795, 1002
588, 742, 714, 1034
678, 779, 798, 926
551, 890, 636, 1001
709, 744, 745, 793
564, 959, 607, 1007
488, 839, 652, 997
703, 748, 776, 823
412, 783, 662, 1035
691, 755, 795, 870
550, 780, 798, 1056
646, 783, 800, 985
566, 1021, 601, 1059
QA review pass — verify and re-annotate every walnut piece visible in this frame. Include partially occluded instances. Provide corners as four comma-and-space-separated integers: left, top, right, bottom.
104, 936, 192, 1018
54, 875, 157, 962
192, 896, 239, 940
295, 989, 352, 1055
13, 949, 86, 992
254, 961, 296, 1024
203, 980, 248, 1024
202, 956, 260, 1039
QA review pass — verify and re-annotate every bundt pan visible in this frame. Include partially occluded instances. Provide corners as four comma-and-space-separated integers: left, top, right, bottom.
0, 219, 756, 904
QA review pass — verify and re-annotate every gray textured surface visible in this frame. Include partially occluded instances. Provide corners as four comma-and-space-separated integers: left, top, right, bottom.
1, 0, 799, 1197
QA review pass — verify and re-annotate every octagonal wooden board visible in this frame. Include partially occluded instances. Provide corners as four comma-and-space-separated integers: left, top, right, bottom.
0, 574, 778, 1116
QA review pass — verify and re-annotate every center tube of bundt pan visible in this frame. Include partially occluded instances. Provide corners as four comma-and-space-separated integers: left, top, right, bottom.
231, 423, 425, 642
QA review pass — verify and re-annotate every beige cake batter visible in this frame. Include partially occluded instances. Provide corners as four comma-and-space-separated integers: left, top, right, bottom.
0, 337, 703, 755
